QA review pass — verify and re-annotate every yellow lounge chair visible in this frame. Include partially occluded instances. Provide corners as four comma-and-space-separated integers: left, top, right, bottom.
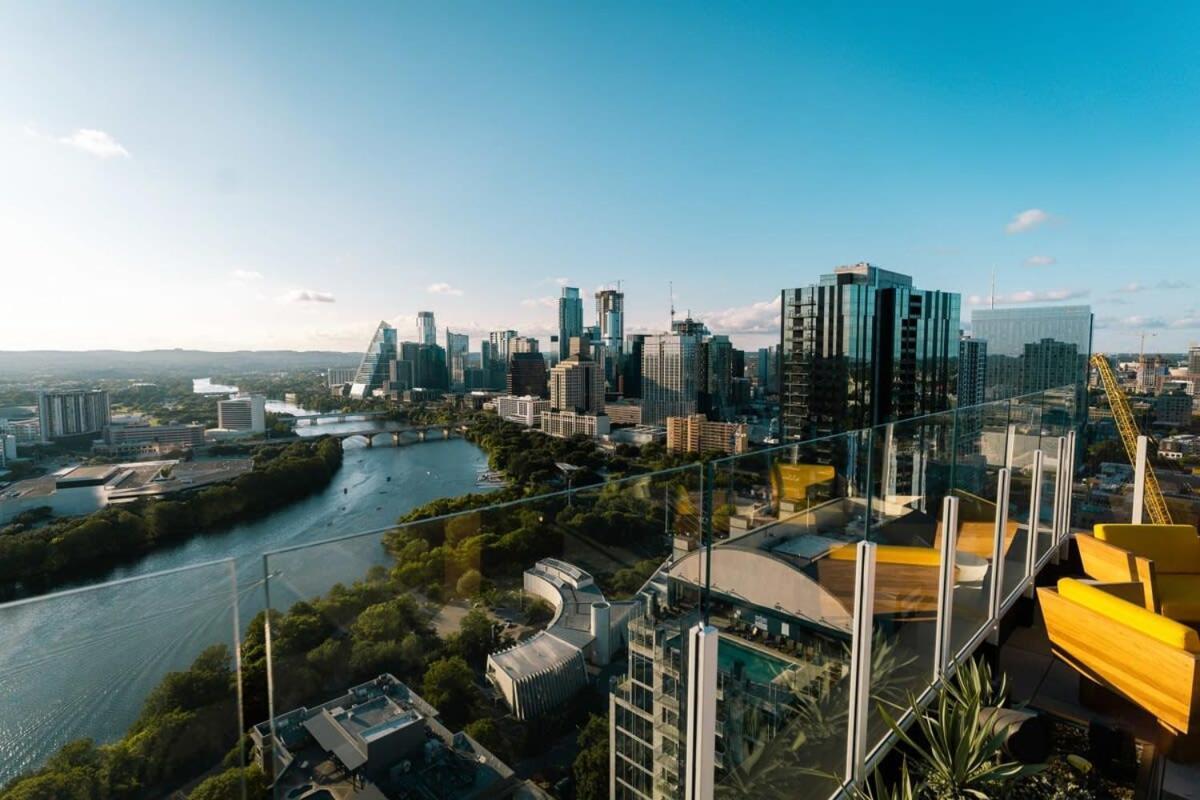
1040, 577, 1200, 734
1076, 524, 1200, 623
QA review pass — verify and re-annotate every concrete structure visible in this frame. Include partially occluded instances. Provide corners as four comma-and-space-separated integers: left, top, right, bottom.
217, 394, 266, 433
558, 287, 584, 360
606, 400, 644, 426
486, 559, 639, 720
37, 389, 111, 441
665, 414, 748, 456
252, 673, 520, 800
494, 394, 551, 428
780, 264, 960, 439
326, 367, 357, 387
539, 410, 611, 439
416, 310, 437, 345
96, 421, 206, 456
641, 332, 699, 426
351, 321, 400, 398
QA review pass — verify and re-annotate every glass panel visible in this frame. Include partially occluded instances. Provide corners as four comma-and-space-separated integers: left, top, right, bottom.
0, 561, 247, 798
1002, 393, 1043, 606
262, 465, 704, 800
707, 432, 865, 798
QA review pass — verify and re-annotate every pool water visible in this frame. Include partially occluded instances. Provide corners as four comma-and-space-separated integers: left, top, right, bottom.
718, 638, 793, 685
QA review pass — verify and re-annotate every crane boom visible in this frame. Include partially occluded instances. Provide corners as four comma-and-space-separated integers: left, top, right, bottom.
1090, 353, 1172, 525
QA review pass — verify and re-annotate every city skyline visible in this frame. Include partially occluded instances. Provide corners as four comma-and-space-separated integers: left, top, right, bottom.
3, 3, 1200, 353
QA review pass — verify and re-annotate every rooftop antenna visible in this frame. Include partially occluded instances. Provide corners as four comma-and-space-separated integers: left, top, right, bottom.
669, 281, 676, 329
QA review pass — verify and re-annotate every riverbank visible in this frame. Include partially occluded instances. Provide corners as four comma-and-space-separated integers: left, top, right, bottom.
0, 438, 343, 596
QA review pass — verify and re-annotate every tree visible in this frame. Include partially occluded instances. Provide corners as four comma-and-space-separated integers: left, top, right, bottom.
572, 714, 610, 800
464, 718, 507, 760
422, 656, 478, 728
456, 568, 483, 598
189, 766, 268, 800
452, 609, 501, 668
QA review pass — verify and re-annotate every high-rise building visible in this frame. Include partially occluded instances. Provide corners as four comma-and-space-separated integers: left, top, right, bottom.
350, 321, 399, 398
37, 389, 111, 441
416, 311, 436, 346
780, 263, 960, 439
558, 287, 583, 361
621, 334, 646, 398
549, 338, 605, 415
958, 337, 987, 408
217, 395, 266, 433
1189, 346, 1200, 379
671, 317, 709, 338
0, 434, 17, 469
445, 330, 469, 387
507, 352, 549, 398
595, 288, 624, 352
703, 335, 734, 421
488, 330, 518, 364
513, 336, 539, 354
641, 333, 699, 426
398, 342, 449, 391
970, 306, 1093, 400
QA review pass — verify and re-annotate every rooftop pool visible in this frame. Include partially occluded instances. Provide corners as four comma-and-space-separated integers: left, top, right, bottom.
718, 637, 793, 685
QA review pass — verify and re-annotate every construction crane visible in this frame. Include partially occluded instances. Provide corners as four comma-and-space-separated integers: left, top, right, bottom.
1090, 352, 1173, 525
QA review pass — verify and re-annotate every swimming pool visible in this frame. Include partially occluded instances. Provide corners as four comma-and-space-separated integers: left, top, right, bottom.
718, 638, 792, 685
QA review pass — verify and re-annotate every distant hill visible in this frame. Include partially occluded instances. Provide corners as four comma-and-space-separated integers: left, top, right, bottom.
0, 350, 360, 379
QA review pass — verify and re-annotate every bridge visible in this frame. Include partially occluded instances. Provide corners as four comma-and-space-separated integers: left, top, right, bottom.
329, 424, 462, 448
290, 410, 389, 427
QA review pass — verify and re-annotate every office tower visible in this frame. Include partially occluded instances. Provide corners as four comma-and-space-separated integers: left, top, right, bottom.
446, 330, 469, 387
621, 334, 646, 398
326, 367, 357, 387
595, 288, 624, 352
732, 349, 746, 381
514, 336, 539, 354
489, 330, 518, 364
780, 263, 960, 439
558, 287, 583, 360
507, 352, 549, 398
217, 395, 266, 433
1023, 338, 1081, 394
969, 306, 1093, 400
958, 337, 987, 407
1190, 346, 1200, 379
37, 389, 111, 441
641, 333, 700, 426
704, 335, 734, 421
416, 311, 436, 346
398, 342, 449, 391
549, 339, 605, 414
350, 321, 399, 398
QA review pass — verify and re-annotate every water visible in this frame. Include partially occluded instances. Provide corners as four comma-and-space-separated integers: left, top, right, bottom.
192, 377, 240, 395
0, 438, 491, 784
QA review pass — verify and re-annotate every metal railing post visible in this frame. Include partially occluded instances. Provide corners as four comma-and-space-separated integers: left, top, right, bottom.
1052, 437, 1067, 560
934, 496, 959, 678
1133, 435, 1148, 525
1063, 430, 1077, 556
988, 468, 1011, 644
685, 623, 718, 800
1024, 450, 1044, 596
845, 541, 878, 786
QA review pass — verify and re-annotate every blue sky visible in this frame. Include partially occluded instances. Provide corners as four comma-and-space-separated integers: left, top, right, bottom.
2, 2, 1198, 353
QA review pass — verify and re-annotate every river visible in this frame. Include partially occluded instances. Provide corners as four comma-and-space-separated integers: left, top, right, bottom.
0, 436, 492, 784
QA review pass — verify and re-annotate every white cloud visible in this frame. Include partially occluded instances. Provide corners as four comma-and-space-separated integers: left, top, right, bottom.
967, 288, 1089, 306
1158, 279, 1191, 290
281, 289, 336, 303
521, 296, 557, 309
1170, 317, 1200, 329
57, 129, 131, 159
1024, 255, 1056, 267
700, 296, 781, 335
1116, 282, 1148, 294
1004, 208, 1050, 234
1095, 315, 1168, 331
427, 282, 464, 296
231, 269, 263, 281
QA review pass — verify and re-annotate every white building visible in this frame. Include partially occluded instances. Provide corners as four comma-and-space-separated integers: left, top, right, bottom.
217, 395, 267, 433
326, 367, 357, 387
494, 395, 551, 428
37, 389, 111, 441
486, 559, 639, 720
539, 410, 611, 439
96, 422, 207, 456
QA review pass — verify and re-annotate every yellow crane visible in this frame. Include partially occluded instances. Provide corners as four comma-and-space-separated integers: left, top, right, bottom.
1090, 352, 1173, 525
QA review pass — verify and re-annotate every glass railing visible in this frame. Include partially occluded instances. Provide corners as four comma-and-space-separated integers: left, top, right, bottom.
1, 384, 1113, 800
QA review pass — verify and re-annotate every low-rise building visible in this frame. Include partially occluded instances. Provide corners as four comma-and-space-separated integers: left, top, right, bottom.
608, 425, 666, 447
0, 417, 41, 444
1155, 392, 1194, 428
252, 673, 521, 800
539, 410, 611, 439
327, 367, 358, 387
95, 421, 206, 456
216, 394, 266, 433
1160, 434, 1200, 461
605, 400, 643, 426
665, 414, 749, 456
494, 395, 552, 428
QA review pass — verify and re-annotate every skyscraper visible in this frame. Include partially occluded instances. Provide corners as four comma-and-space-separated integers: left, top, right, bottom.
595, 288, 624, 352
445, 330, 469, 387
970, 306, 1093, 399
641, 333, 699, 425
549, 338, 605, 414
780, 263, 960, 439
558, 287, 583, 361
416, 311, 436, 346
1189, 346, 1200, 379
621, 334, 646, 398
958, 337, 987, 408
350, 321, 398, 398
507, 352, 549, 398
488, 330, 518, 364
703, 335, 734, 421
37, 389, 111, 441
398, 342, 448, 391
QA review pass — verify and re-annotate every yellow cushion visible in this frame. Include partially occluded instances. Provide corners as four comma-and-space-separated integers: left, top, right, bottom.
828, 544, 942, 568
773, 463, 836, 500
1058, 578, 1200, 653
1094, 524, 1200, 573
1156, 574, 1200, 623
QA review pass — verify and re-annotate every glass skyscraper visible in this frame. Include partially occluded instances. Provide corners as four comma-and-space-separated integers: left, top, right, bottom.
350, 321, 398, 398
970, 305, 1093, 399
780, 263, 960, 439
558, 287, 583, 360
416, 310, 436, 346
641, 333, 699, 425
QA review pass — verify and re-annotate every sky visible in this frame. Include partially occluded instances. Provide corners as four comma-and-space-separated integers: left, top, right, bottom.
1, 2, 1198, 355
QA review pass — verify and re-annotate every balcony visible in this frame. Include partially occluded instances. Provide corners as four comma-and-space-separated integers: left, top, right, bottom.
1, 383, 1194, 799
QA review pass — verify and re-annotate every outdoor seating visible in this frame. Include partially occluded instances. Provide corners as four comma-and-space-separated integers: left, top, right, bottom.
1076, 524, 1200, 623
